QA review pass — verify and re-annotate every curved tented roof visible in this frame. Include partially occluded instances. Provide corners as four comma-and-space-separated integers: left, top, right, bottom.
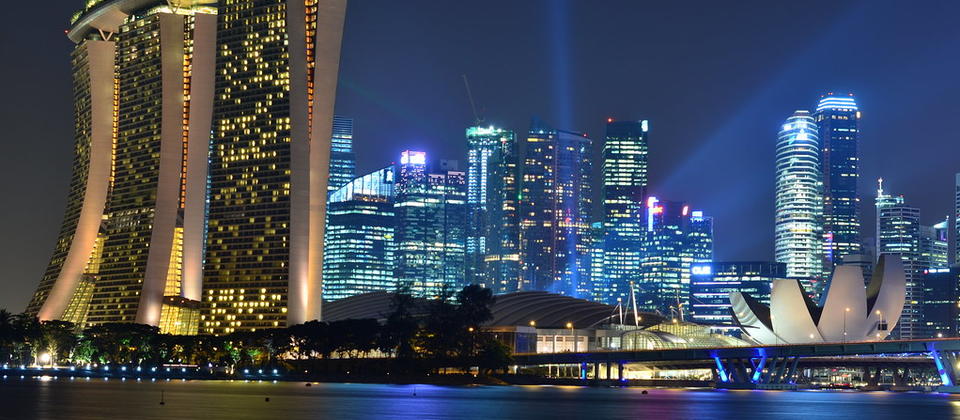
322, 291, 430, 323
322, 290, 664, 329
489, 291, 663, 329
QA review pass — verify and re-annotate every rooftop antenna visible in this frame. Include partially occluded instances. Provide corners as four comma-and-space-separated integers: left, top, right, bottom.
462, 74, 484, 125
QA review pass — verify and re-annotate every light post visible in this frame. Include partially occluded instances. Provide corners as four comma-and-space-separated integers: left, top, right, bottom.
843, 307, 850, 343
875, 310, 884, 338
566, 322, 575, 353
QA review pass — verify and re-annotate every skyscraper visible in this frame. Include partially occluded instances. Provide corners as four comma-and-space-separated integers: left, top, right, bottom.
921, 218, 950, 271
202, 0, 346, 335
27, 1, 222, 334
328, 115, 356, 192
600, 119, 649, 306
689, 261, 786, 333
394, 151, 467, 298
955, 173, 960, 265
876, 180, 923, 339
636, 198, 713, 316
921, 267, 959, 339
322, 167, 396, 302
775, 110, 825, 296
814, 94, 862, 270
465, 125, 520, 293
519, 119, 593, 296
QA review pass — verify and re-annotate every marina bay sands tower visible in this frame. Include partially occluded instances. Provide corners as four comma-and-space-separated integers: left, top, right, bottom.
25, 0, 346, 335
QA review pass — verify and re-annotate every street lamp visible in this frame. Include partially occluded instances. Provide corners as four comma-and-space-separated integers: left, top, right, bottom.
566, 322, 575, 353
529, 320, 536, 327
843, 307, 850, 343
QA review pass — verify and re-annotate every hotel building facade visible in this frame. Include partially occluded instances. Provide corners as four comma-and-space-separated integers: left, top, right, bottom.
27, 0, 347, 335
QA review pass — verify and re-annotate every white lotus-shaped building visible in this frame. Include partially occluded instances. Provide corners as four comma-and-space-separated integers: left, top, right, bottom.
730, 255, 906, 344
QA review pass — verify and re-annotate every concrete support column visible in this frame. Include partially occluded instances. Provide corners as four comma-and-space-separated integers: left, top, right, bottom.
618, 363, 624, 380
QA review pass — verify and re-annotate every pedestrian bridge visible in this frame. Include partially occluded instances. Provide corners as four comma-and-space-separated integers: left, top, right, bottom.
511, 338, 960, 391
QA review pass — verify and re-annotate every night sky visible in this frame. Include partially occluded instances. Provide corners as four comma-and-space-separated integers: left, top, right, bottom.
2, 0, 959, 311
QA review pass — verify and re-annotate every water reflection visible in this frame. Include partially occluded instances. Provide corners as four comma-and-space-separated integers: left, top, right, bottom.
0, 378, 958, 419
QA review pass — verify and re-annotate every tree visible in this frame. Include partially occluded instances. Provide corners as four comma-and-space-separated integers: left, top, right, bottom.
381, 285, 420, 360
329, 319, 380, 358
0, 309, 13, 363
11, 314, 41, 365
38, 320, 77, 365
476, 336, 512, 375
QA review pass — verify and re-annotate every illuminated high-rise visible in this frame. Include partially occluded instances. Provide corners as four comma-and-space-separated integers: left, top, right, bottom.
27, 1, 221, 334
599, 119, 649, 306
774, 110, 825, 296
322, 167, 396, 302
689, 261, 786, 332
955, 173, 960, 265
637, 198, 712, 316
464, 126, 520, 293
921, 218, 950, 271
328, 115, 356, 192
519, 119, 593, 296
394, 152, 467, 298
814, 94, 862, 270
875, 180, 922, 339
202, 0, 346, 334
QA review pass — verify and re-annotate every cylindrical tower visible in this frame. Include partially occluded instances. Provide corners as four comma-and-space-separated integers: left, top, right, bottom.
775, 110, 825, 296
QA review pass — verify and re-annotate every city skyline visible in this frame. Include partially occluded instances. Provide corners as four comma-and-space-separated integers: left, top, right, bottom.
3, 1, 960, 311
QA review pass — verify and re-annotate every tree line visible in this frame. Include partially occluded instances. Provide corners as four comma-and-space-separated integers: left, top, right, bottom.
0, 285, 511, 376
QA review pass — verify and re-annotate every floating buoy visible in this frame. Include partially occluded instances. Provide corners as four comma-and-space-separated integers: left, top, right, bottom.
305, 383, 312, 387
641, 390, 648, 395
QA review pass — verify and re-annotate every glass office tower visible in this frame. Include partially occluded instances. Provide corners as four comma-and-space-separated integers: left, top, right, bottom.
875, 180, 923, 339
637, 197, 712, 317
600, 119, 649, 306
202, 0, 346, 334
775, 110, 825, 297
689, 261, 786, 333
394, 152, 467, 298
921, 267, 959, 339
519, 119, 593, 297
328, 115, 356, 192
465, 125, 520, 293
322, 167, 396, 301
814, 94, 862, 270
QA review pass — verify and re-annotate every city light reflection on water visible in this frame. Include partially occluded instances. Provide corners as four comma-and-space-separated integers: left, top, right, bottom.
1, 379, 959, 419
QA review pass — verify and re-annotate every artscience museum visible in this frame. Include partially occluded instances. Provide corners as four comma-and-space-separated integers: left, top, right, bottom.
730, 255, 907, 344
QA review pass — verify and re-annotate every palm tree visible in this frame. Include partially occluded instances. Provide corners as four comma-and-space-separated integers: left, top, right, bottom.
0, 309, 13, 363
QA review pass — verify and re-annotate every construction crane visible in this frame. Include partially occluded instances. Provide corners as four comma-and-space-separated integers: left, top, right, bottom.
462, 74, 484, 126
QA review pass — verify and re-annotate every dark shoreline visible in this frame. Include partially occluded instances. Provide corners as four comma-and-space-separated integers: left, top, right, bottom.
0, 367, 711, 388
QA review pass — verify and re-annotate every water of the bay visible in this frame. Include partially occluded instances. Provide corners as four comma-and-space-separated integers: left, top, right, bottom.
2, 377, 959, 419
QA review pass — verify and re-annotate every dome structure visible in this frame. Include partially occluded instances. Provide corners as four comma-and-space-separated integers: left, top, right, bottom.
730, 255, 906, 344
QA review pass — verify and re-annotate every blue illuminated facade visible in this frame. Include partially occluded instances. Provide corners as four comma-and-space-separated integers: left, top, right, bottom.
637, 198, 713, 316
814, 94, 862, 271
519, 118, 593, 296
690, 261, 785, 332
322, 167, 396, 301
775, 110, 825, 297
328, 115, 356, 192
465, 125, 521, 293
394, 151, 467, 298
599, 119, 649, 306
921, 267, 960, 339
